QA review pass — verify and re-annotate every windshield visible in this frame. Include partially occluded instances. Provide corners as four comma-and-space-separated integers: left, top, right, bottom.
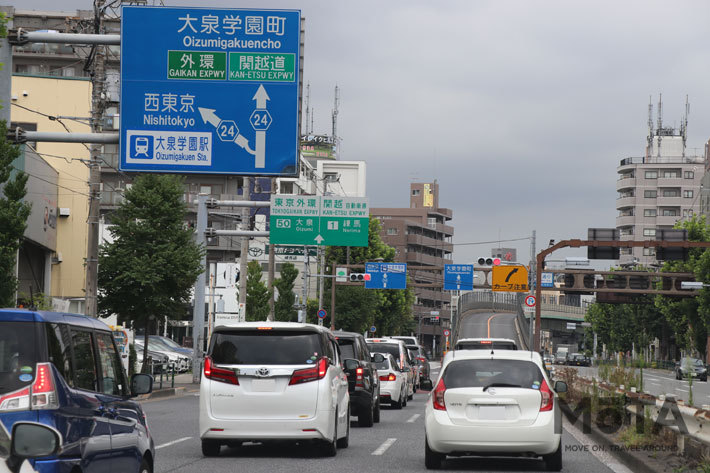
0, 322, 38, 395
366, 343, 400, 360
211, 330, 324, 365
150, 336, 183, 349
683, 358, 704, 366
443, 359, 543, 389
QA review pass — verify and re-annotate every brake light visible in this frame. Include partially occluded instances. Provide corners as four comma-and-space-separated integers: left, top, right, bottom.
417, 357, 427, 363
290, 357, 328, 385
31, 363, 58, 409
355, 367, 364, 387
379, 373, 396, 382
0, 387, 30, 411
432, 378, 446, 411
203, 356, 239, 385
539, 379, 553, 412
480, 340, 492, 344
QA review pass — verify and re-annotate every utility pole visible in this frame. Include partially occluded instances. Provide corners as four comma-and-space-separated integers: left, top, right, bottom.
329, 263, 336, 331
529, 230, 536, 350
85, 1, 106, 317
238, 177, 250, 321
267, 179, 276, 321
192, 195, 208, 383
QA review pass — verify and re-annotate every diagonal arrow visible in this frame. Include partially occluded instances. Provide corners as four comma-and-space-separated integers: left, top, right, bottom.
197, 107, 221, 128
505, 268, 519, 282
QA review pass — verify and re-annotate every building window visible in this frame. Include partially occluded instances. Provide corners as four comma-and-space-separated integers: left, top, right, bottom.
280, 181, 294, 194
645, 171, 658, 179
412, 189, 420, 196
662, 189, 680, 197
662, 170, 680, 178
644, 209, 657, 217
644, 190, 657, 198
685, 171, 694, 179
643, 229, 656, 237
386, 228, 398, 235
684, 190, 693, 198
643, 248, 656, 256
661, 209, 678, 216
427, 217, 437, 228
323, 172, 338, 182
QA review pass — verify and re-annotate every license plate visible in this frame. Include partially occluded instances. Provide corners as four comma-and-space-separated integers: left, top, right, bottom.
478, 405, 506, 420
251, 379, 276, 392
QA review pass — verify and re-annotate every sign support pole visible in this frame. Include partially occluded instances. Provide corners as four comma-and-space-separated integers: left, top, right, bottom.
192, 195, 208, 383
238, 178, 250, 321
330, 263, 336, 331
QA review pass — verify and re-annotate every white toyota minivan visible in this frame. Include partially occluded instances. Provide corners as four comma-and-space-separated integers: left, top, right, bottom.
199, 322, 350, 457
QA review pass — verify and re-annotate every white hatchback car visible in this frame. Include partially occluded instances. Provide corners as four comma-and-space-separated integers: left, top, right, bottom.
373, 353, 408, 408
424, 350, 567, 470
199, 322, 350, 457
366, 338, 415, 399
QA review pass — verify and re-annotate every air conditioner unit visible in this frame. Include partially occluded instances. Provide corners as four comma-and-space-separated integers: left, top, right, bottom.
58, 208, 71, 217
52, 252, 63, 264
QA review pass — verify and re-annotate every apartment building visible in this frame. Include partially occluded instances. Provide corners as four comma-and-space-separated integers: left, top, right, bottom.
616, 100, 703, 265
372, 181, 454, 354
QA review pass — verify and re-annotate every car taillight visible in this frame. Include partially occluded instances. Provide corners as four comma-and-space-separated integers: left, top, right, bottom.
0, 387, 30, 412
31, 363, 58, 409
355, 367, 364, 387
290, 357, 328, 385
379, 373, 396, 382
539, 379, 553, 412
417, 357, 427, 363
203, 356, 239, 385
432, 378, 446, 411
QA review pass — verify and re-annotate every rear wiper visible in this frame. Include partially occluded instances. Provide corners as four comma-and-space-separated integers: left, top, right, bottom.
482, 383, 520, 391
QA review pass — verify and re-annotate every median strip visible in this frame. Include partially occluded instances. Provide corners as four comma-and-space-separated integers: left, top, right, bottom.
372, 438, 397, 455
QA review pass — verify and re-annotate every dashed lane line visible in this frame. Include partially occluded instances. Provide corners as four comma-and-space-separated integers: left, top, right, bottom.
406, 414, 421, 423
156, 436, 192, 450
372, 438, 397, 456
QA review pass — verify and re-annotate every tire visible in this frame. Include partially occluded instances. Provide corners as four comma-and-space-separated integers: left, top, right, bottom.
373, 398, 381, 423
392, 392, 403, 409
403, 391, 408, 407
425, 437, 444, 469
201, 439, 220, 457
543, 440, 562, 471
358, 401, 374, 427
337, 409, 350, 448
139, 458, 152, 473
319, 411, 338, 457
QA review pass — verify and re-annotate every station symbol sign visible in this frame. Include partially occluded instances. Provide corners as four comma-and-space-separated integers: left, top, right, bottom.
120, 7, 301, 175
364, 263, 407, 290
491, 265, 529, 292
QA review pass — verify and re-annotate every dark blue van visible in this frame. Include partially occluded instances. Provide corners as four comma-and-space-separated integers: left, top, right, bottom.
0, 309, 154, 473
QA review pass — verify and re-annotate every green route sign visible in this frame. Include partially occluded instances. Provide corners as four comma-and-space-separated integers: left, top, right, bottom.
229, 52, 296, 82
167, 51, 227, 80
270, 195, 369, 247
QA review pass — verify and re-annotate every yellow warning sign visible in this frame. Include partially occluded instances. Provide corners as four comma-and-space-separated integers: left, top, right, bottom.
492, 265, 529, 292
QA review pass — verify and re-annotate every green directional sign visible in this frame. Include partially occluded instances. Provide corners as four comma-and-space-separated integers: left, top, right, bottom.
167, 51, 227, 80
270, 195, 369, 247
229, 52, 296, 82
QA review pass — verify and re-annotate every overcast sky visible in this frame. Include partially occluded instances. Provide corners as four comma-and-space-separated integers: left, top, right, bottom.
15, 0, 710, 266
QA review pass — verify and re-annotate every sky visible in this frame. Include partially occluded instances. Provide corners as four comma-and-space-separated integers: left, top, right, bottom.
14, 0, 710, 266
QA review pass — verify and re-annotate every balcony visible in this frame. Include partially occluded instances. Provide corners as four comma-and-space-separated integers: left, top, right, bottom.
416, 288, 450, 303
656, 215, 682, 227
616, 177, 636, 191
657, 177, 682, 187
656, 196, 682, 206
615, 215, 636, 227
406, 234, 453, 252
425, 222, 454, 235
615, 196, 637, 209
406, 252, 443, 266
427, 208, 453, 220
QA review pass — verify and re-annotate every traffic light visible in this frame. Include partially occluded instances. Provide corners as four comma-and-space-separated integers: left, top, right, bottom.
431, 316, 440, 324
349, 273, 372, 282
477, 257, 501, 266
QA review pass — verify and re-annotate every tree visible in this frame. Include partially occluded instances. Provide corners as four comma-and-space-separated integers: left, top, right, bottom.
0, 121, 31, 307
98, 174, 204, 371
245, 260, 270, 321
274, 262, 298, 322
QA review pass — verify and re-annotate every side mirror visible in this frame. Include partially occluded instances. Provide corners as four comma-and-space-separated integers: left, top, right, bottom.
131, 373, 154, 396
10, 422, 61, 465
371, 353, 385, 364
554, 381, 568, 393
343, 359, 359, 371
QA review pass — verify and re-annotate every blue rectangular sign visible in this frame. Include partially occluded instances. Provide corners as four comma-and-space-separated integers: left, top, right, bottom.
120, 6, 301, 175
541, 272, 554, 288
444, 264, 474, 291
365, 263, 407, 290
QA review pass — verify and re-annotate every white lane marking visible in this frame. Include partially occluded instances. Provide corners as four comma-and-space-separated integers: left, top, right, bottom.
563, 418, 633, 473
647, 381, 660, 384
156, 436, 192, 450
676, 388, 689, 392
406, 414, 421, 423
372, 438, 397, 456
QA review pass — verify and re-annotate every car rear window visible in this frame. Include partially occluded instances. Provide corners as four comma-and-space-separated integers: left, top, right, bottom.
367, 343, 400, 360
0, 322, 39, 394
211, 330, 324, 365
443, 359, 543, 389
456, 341, 517, 350
374, 357, 391, 370
336, 338, 356, 359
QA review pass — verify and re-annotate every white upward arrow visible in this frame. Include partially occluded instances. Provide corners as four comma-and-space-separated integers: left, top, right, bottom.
253, 85, 270, 109
314, 235, 324, 244
252, 85, 270, 168
197, 107, 221, 128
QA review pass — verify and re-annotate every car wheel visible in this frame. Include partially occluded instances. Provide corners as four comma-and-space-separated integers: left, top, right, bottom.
337, 408, 350, 448
543, 440, 562, 471
403, 391, 408, 407
319, 411, 338, 457
425, 436, 444, 469
392, 392, 403, 409
373, 398, 381, 423
358, 401, 375, 427
201, 439, 221, 457
139, 457, 152, 473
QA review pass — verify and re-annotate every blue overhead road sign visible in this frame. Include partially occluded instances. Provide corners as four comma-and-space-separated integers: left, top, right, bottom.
444, 264, 474, 291
364, 263, 407, 290
120, 6, 301, 175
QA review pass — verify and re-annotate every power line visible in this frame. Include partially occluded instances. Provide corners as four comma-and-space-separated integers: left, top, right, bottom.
452, 237, 531, 246
11, 102, 90, 129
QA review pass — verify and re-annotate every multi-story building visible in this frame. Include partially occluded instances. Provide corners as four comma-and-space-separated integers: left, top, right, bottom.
616, 99, 703, 265
372, 181, 454, 354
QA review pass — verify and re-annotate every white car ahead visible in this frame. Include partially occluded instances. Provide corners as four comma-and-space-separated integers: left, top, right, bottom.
424, 350, 567, 470
373, 353, 408, 409
199, 322, 350, 457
